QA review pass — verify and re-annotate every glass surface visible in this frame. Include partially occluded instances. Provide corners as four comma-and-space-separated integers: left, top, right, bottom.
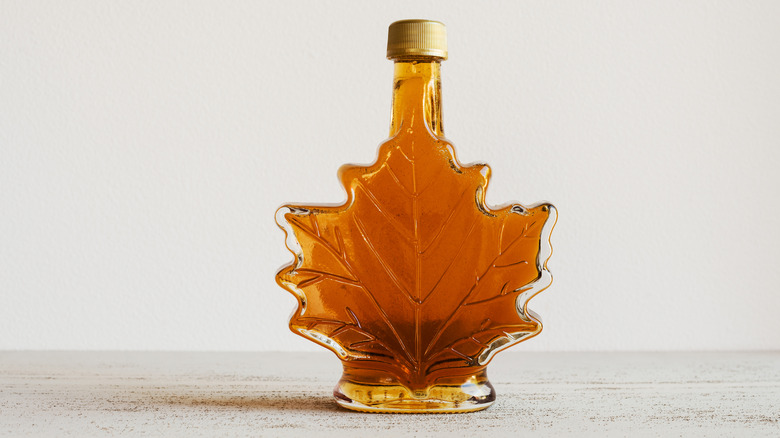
276, 59, 557, 413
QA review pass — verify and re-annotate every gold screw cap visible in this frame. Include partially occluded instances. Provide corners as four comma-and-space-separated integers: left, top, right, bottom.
386, 19, 447, 60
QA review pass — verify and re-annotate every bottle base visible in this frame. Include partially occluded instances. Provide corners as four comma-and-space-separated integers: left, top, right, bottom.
334, 398, 494, 414
332, 372, 496, 413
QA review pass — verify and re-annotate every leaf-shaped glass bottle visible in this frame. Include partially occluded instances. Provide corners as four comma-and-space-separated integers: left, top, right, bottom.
276, 19, 557, 413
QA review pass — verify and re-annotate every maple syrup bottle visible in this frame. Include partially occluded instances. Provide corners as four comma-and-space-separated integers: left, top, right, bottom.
276, 19, 556, 413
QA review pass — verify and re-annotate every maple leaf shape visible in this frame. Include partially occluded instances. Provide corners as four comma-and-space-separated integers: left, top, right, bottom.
276, 79, 556, 388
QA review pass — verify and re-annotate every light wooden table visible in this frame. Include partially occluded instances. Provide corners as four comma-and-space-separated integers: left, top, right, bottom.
1, 351, 778, 436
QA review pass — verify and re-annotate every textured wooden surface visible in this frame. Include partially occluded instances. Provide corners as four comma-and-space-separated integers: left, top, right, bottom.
1, 351, 778, 436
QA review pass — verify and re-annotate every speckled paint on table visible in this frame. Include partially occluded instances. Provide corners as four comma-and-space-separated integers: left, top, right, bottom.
1, 352, 778, 436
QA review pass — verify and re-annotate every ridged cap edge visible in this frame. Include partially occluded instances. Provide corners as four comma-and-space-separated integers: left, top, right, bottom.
386, 19, 447, 60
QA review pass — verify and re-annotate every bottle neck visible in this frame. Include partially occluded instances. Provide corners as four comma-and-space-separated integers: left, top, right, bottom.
389, 59, 443, 137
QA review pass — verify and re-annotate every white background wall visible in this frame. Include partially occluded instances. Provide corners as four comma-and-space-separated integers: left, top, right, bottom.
1, 1, 779, 351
